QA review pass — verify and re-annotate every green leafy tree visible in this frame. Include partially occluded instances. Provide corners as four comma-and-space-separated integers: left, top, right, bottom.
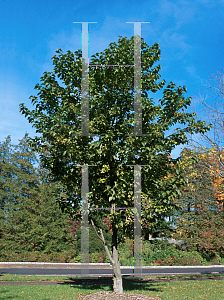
19, 36, 210, 293
0, 135, 75, 259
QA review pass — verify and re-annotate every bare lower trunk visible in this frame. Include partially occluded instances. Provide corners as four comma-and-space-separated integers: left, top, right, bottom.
90, 219, 123, 294
111, 245, 123, 294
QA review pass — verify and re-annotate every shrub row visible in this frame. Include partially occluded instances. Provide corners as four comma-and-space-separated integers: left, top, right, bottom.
0, 249, 77, 263
1, 239, 223, 265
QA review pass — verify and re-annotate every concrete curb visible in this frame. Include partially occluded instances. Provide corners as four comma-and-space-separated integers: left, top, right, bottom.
120, 265, 224, 269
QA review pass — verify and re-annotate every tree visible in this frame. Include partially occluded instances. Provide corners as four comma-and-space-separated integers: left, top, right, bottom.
191, 65, 224, 203
173, 148, 224, 259
0, 135, 75, 258
192, 70, 224, 184
19, 36, 210, 293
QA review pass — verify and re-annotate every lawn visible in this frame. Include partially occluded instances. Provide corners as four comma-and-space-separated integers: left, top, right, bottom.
0, 274, 223, 299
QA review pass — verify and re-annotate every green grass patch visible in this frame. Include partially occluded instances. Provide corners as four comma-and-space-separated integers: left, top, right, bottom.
0, 279, 223, 299
0, 284, 96, 299
0, 274, 69, 282
1, 273, 224, 282
0, 274, 224, 299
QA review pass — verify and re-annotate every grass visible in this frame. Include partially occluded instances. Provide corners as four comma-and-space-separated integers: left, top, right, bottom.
0, 274, 224, 299
0, 274, 68, 282
1, 273, 224, 282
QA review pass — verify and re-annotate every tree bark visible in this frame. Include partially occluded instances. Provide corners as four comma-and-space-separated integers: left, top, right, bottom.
111, 219, 123, 294
112, 245, 123, 293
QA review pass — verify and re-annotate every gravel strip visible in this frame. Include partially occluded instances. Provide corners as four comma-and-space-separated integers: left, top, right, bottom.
80, 291, 160, 300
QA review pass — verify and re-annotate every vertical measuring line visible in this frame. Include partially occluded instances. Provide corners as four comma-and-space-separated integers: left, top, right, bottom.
81, 165, 89, 275
126, 22, 150, 136
126, 22, 150, 277
134, 22, 142, 136
73, 22, 96, 276
127, 164, 149, 276
73, 22, 97, 136
134, 165, 142, 277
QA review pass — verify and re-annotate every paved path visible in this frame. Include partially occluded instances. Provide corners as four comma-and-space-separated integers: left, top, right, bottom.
0, 263, 224, 276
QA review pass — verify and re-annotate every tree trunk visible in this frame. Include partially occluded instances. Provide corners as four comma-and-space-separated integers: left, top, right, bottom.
111, 244, 123, 293
111, 220, 123, 294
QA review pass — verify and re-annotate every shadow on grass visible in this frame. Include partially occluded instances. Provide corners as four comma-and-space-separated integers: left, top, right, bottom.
58, 276, 162, 293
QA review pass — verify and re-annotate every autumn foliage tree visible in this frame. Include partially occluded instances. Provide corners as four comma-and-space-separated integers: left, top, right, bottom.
192, 70, 224, 186
207, 149, 224, 209
173, 148, 224, 259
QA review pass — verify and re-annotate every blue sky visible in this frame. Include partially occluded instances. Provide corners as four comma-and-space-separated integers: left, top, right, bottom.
0, 0, 223, 157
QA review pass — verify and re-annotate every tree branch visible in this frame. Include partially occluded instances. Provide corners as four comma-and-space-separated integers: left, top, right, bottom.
90, 218, 114, 264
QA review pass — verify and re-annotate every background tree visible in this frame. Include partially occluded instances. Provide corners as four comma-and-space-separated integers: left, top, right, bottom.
0, 135, 75, 260
206, 148, 224, 209
173, 148, 224, 260
20, 36, 210, 293
192, 70, 224, 197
